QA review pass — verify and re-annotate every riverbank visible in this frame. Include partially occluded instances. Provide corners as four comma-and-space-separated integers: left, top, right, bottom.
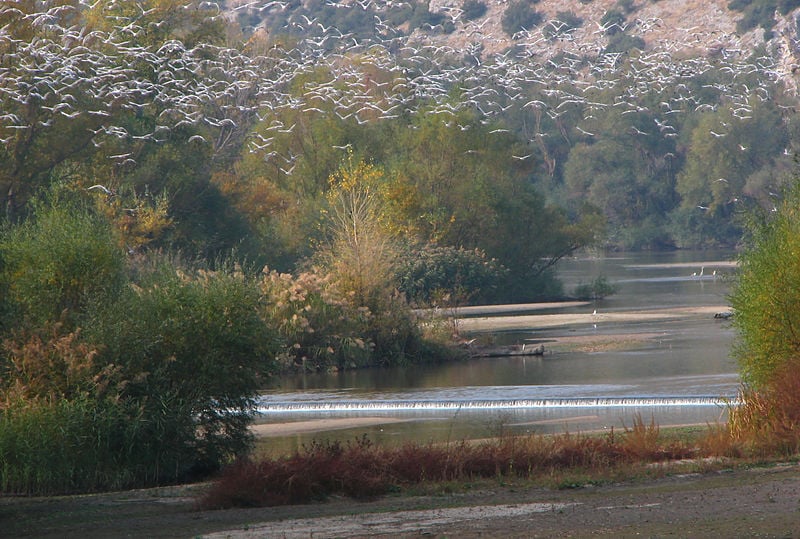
4, 459, 799, 538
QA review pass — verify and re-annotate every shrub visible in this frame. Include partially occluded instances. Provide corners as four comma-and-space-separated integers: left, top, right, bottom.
573, 275, 618, 301
724, 362, 800, 457
0, 196, 126, 332
200, 429, 698, 509
1, 324, 104, 402
259, 268, 373, 371
605, 33, 646, 54
543, 11, 583, 39
85, 259, 278, 479
462, 0, 487, 21
501, 0, 544, 37
600, 8, 625, 35
395, 245, 507, 306
615, 0, 636, 14
0, 396, 155, 494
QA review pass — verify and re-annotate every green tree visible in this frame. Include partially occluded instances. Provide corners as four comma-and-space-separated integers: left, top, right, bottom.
731, 179, 800, 388
0, 192, 277, 491
0, 192, 126, 332
562, 106, 678, 249
676, 101, 787, 245
84, 260, 276, 476
395, 245, 507, 306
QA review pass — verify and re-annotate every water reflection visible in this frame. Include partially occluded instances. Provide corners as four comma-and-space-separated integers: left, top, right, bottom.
257, 250, 740, 453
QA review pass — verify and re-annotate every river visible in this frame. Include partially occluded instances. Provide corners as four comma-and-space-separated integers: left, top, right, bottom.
254, 250, 739, 453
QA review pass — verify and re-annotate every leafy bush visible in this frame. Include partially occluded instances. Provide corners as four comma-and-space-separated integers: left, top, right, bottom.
573, 275, 618, 301
0, 197, 281, 493
0, 196, 126, 332
259, 265, 447, 371
407, 2, 451, 34
600, 8, 626, 35
1, 324, 103, 402
605, 32, 646, 54
501, 0, 544, 36
85, 259, 277, 477
730, 0, 800, 37
395, 245, 507, 306
615, 0, 637, 14
259, 268, 373, 371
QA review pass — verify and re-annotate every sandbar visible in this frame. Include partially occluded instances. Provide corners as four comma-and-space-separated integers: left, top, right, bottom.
457, 305, 730, 332
251, 417, 416, 437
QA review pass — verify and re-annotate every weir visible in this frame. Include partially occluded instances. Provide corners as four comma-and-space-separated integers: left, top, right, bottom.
256, 396, 738, 414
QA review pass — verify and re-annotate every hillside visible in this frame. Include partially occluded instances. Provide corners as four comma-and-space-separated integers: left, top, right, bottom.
426, 0, 750, 54
231, 0, 800, 91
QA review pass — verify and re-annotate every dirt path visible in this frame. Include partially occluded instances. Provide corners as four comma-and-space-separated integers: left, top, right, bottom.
4, 462, 800, 538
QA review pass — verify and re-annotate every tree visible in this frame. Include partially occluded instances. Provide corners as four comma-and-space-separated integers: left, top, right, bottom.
562, 105, 678, 249
676, 101, 788, 245
731, 178, 800, 388
395, 245, 507, 306
319, 155, 398, 305
0, 192, 126, 332
0, 191, 277, 491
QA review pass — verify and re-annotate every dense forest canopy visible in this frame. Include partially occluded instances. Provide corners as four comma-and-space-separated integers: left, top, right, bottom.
2, 0, 800, 294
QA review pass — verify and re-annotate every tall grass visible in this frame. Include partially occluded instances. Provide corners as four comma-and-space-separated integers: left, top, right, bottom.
0, 397, 152, 494
725, 362, 800, 457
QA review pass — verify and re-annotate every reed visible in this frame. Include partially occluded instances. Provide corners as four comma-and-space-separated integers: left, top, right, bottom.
0, 397, 144, 495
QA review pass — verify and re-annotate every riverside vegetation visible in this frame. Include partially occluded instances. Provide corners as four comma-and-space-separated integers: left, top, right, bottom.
4, 0, 800, 511
159, 178, 800, 509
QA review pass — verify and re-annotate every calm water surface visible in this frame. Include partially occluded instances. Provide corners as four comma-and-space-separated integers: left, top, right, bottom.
256, 250, 739, 452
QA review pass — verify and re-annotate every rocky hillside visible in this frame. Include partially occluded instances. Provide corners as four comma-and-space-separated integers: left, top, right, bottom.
427, 0, 800, 85
231, 0, 800, 93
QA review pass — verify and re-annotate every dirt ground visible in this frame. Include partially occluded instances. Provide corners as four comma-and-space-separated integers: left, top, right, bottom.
3, 461, 800, 538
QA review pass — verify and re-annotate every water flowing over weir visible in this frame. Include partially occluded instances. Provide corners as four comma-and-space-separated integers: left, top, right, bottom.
255, 250, 740, 447
256, 395, 737, 414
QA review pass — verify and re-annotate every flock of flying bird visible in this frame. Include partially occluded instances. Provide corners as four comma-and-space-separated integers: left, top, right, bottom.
0, 0, 793, 176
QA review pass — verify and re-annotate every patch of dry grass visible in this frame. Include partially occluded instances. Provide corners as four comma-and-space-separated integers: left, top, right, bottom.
199, 416, 701, 510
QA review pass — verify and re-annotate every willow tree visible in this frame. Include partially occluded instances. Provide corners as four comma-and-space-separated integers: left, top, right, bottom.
731, 179, 800, 388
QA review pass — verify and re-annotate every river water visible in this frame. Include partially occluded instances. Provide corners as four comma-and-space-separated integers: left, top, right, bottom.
255, 250, 740, 453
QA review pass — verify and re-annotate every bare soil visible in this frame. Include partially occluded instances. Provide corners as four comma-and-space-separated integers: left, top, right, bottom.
3, 461, 800, 538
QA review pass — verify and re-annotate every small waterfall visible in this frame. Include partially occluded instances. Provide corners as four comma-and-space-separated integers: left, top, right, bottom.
256, 396, 737, 414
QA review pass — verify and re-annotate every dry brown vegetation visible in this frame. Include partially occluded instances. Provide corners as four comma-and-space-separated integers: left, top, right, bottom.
201, 364, 800, 511
199, 416, 702, 509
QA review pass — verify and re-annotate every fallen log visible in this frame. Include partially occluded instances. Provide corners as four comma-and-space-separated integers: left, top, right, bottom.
471, 343, 545, 358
